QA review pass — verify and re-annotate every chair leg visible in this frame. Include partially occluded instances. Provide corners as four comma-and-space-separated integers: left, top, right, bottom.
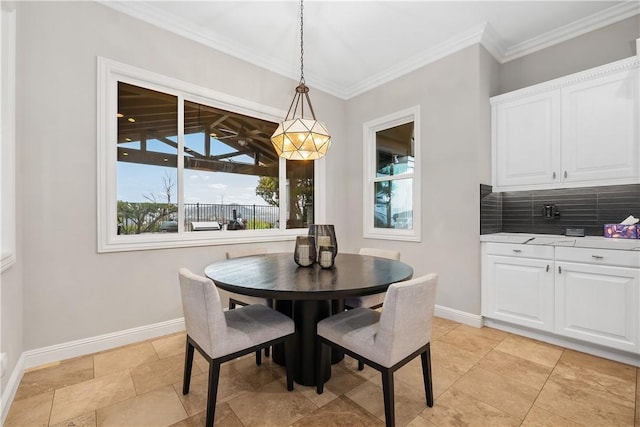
421, 343, 434, 407
205, 361, 221, 427
381, 369, 395, 427
182, 339, 195, 394
255, 350, 262, 366
265, 299, 273, 359
316, 340, 326, 394
358, 360, 364, 371
284, 337, 295, 391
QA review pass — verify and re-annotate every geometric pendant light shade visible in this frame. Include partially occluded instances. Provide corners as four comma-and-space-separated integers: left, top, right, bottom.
271, 0, 331, 160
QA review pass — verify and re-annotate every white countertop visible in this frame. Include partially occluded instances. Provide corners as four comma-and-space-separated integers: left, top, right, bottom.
480, 233, 640, 251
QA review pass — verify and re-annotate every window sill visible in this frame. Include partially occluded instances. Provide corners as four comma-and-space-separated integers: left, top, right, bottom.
98, 228, 307, 253
363, 229, 421, 242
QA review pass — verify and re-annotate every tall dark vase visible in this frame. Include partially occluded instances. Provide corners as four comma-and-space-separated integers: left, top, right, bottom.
308, 224, 338, 262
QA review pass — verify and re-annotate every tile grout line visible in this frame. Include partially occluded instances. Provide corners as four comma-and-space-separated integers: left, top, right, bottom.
519, 348, 566, 426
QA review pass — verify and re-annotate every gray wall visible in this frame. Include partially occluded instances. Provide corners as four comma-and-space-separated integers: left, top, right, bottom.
14, 1, 345, 352
498, 15, 640, 94
1, 1, 23, 396
343, 45, 496, 314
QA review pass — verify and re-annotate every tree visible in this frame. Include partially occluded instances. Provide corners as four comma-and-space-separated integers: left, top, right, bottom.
256, 176, 279, 207
144, 171, 176, 206
256, 175, 313, 225
117, 200, 177, 234
118, 171, 178, 234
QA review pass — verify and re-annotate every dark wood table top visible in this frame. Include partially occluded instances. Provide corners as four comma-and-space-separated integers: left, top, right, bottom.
204, 252, 414, 300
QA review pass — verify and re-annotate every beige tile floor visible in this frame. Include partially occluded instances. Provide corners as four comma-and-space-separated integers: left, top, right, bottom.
6, 317, 640, 427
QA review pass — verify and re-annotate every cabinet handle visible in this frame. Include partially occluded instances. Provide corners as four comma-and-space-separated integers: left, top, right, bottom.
552, 172, 556, 179
564, 171, 568, 178
558, 266, 562, 274
513, 249, 522, 253
592, 255, 604, 260
546, 264, 549, 272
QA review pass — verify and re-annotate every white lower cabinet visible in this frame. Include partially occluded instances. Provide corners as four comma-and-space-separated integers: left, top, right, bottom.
482, 243, 640, 354
482, 243, 554, 331
554, 248, 640, 353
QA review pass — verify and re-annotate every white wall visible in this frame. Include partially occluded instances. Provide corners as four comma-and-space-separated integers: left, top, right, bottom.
14, 1, 345, 351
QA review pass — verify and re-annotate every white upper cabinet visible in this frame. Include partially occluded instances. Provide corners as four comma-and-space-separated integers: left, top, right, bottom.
561, 68, 638, 184
491, 56, 639, 192
493, 92, 560, 188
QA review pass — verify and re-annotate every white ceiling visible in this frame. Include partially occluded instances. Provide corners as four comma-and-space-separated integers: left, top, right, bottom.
101, 1, 639, 99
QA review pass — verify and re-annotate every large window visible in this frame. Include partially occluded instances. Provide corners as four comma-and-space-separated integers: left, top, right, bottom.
363, 107, 421, 241
98, 58, 319, 252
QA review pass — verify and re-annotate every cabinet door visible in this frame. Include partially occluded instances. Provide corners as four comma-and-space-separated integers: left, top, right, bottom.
484, 255, 554, 331
561, 67, 639, 184
493, 91, 561, 189
555, 262, 639, 352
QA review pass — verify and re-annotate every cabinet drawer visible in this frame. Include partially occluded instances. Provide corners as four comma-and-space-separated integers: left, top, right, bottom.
555, 247, 640, 268
485, 243, 554, 260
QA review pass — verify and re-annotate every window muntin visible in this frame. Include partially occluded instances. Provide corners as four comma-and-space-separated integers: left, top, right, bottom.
363, 107, 421, 241
98, 58, 322, 252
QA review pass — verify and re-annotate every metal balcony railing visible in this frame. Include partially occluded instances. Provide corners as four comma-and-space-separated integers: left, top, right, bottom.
184, 203, 279, 230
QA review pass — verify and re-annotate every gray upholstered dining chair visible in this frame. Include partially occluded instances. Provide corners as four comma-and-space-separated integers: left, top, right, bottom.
343, 247, 401, 310
225, 247, 271, 309
178, 268, 295, 427
225, 247, 274, 361
316, 273, 438, 427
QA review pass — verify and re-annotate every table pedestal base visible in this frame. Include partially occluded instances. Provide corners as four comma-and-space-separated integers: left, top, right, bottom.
273, 299, 333, 386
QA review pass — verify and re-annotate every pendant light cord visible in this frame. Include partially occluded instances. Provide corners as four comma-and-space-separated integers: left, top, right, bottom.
299, 0, 305, 84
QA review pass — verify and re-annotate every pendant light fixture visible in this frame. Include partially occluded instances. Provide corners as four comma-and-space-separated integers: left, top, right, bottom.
270, 0, 331, 160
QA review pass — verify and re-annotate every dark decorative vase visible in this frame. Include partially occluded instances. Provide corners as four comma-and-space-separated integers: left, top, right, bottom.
294, 235, 316, 267
308, 224, 337, 266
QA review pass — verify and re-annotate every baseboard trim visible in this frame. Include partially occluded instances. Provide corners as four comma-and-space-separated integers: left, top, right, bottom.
1, 353, 25, 426
435, 305, 483, 328
23, 317, 185, 370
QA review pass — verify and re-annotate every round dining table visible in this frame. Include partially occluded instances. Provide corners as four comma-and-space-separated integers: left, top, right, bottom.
204, 252, 414, 385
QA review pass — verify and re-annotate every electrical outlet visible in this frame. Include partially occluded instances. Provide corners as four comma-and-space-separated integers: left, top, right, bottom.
1, 353, 7, 378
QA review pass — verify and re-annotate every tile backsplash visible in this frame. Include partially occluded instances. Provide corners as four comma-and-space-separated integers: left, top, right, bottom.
480, 184, 640, 236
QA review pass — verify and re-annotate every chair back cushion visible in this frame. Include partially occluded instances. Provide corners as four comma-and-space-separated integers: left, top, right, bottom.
376, 273, 438, 366
226, 247, 268, 259
178, 268, 227, 356
358, 247, 401, 261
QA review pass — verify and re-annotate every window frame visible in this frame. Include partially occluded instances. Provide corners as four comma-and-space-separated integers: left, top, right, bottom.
1, 5, 16, 271
362, 106, 421, 242
97, 57, 325, 253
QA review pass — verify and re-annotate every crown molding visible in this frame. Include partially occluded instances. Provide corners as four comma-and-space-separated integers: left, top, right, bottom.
97, 1, 300, 82
490, 55, 639, 104
344, 22, 490, 99
499, 1, 640, 63
97, 0, 639, 100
